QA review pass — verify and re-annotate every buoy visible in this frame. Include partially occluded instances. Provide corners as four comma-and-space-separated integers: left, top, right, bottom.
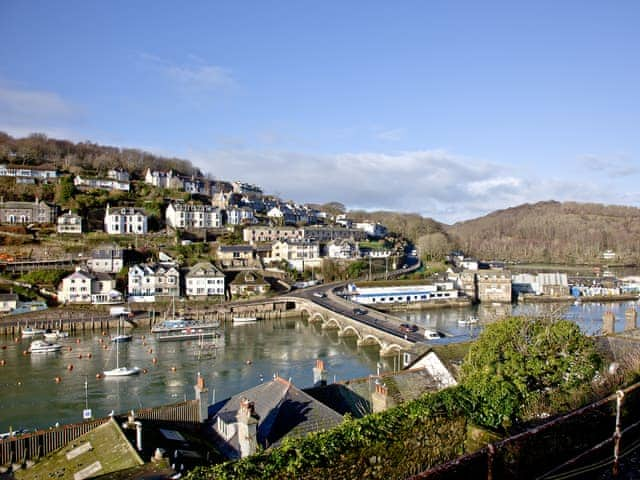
22, 350, 29, 356
55, 376, 62, 383
78, 354, 83, 359
87, 353, 92, 359
1, 345, 7, 350
143, 368, 148, 374
102, 331, 107, 336
246, 360, 252, 365
99, 338, 104, 343
103, 345, 108, 350
68, 347, 73, 352
14, 337, 20, 343
16, 380, 22, 386
141, 335, 146, 340
170, 366, 177, 372
142, 341, 147, 346
0, 359, 6, 366
67, 364, 74, 371
76, 338, 81, 344
148, 348, 153, 354
95, 373, 102, 379
152, 357, 158, 364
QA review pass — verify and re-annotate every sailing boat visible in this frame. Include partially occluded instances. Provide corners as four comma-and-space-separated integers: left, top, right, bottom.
103, 322, 140, 377
111, 313, 132, 343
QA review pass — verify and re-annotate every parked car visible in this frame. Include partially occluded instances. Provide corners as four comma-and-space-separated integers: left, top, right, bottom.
399, 323, 418, 333
424, 329, 443, 340
313, 292, 326, 298
353, 308, 367, 315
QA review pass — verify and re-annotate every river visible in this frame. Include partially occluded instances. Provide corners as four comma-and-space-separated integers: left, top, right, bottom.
1, 300, 638, 433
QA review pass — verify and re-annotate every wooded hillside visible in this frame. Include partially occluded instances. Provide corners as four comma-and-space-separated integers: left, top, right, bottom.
447, 201, 640, 265
0, 132, 201, 178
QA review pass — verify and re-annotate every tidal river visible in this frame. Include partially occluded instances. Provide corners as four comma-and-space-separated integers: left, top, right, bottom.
1, 300, 638, 433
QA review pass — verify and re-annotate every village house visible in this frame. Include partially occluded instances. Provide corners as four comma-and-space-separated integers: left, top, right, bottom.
270, 239, 321, 270
325, 239, 360, 259
182, 176, 206, 194
56, 210, 83, 234
74, 174, 130, 191
58, 268, 123, 304
185, 262, 225, 297
231, 181, 263, 196
209, 376, 343, 459
86, 244, 127, 274
0, 164, 58, 182
217, 244, 255, 268
104, 205, 148, 234
108, 168, 130, 182
225, 206, 256, 225
128, 263, 180, 299
0, 293, 18, 313
230, 271, 270, 297
354, 222, 387, 238
476, 269, 512, 303
0, 198, 58, 224
144, 168, 184, 190
165, 202, 222, 229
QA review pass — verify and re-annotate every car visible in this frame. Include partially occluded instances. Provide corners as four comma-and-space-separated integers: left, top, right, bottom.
313, 292, 326, 298
424, 329, 443, 340
399, 323, 418, 333
353, 308, 367, 315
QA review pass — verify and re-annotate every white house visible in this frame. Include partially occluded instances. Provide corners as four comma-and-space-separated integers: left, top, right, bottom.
0, 293, 18, 313
128, 263, 180, 299
354, 222, 387, 238
225, 207, 255, 225
104, 205, 148, 235
74, 175, 130, 191
0, 164, 58, 181
270, 240, 321, 271
326, 239, 360, 259
165, 202, 222, 229
108, 169, 130, 182
182, 177, 206, 194
57, 211, 83, 234
185, 262, 225, 297
58, 269, 123, 305
86, 244, 126, 274
144, 168, 184, 189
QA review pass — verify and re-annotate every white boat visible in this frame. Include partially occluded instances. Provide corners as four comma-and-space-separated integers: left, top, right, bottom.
44, 330, 69, 341
158, 329, 222, 342
22, 327, 46, 338
103, 318, 140, 377
233, 316, 257, 324
111, 334, 133, 343
424, 329, 442, 340
458, 316, 478, 326
29, 340, 63, 353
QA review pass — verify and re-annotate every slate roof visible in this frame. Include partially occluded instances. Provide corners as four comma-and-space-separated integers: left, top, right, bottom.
185, 262, 224, 278
209, 377, 343, 458
218, 244, 254, 253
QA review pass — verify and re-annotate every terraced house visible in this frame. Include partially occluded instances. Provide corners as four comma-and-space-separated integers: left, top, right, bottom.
165, 202, 222, 229
185, 262, 225, 297
0, 198, 57, 224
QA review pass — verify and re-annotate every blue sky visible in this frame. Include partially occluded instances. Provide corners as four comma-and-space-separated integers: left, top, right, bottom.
1, 1, 639, 223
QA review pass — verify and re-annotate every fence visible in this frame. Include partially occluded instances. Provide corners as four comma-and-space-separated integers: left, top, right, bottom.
0, 400, 200, 466
412, 381, 640, 479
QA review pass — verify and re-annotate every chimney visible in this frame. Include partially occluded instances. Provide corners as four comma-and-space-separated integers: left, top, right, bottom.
603, 311, 616, 335
371, 381, 393, 413
238, 397, 258, 458
625, 308, 637, 331
313, 359, 328, 387
194, 373, 209, 423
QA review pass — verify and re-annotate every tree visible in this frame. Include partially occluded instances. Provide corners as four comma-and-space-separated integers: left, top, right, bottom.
460, 316, 601, 429
55, 175, 77, 205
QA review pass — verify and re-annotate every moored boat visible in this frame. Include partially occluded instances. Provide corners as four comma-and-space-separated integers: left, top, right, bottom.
103, 366, 141, 377
28, 340, 63, 353
44, 329, 69, 341
22, 327, 46, 338
111, 334, 133, 343
157, 329, 222, 342
458, 316, 478, 326
232, 316, 257, 324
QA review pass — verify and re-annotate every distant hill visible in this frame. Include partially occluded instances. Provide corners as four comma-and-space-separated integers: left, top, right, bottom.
447, 201, 640, 265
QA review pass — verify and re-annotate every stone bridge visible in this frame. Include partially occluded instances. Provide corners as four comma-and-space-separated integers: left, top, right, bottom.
292, 298, 412, 357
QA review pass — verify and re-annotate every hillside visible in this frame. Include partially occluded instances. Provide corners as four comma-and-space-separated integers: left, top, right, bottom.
447, 201, 640, 265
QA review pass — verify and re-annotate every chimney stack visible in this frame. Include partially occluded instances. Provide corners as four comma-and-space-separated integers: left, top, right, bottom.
238, 397, 258, 458
603, 311, 616, 335
194, 373, 209, 423
313, 359, 328, 387
625, 308, 637, 331
371, 381, 393, 413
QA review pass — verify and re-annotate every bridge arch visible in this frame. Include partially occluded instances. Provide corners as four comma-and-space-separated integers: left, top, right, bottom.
357, 334, 384, 348
339, 325, 361, 339
322, 317, 342, 330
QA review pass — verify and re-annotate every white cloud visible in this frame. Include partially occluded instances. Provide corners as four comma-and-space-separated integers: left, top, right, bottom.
375, 128, 405, 142
578, 154, 638, 177
0, 82, 81, 139
139, 53, 235, 92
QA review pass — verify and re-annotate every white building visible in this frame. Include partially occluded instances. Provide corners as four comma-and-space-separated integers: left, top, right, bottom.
226, 207, 255, 225
74, 175, 130, 191
57, 211, 83, 234
270, 240, 321, 271
144, 168, 183, 189
165, 202, 222, 229
108, 168, 130, 182
128, 263, 180, 299
326, 239, 360, 259
354, 222, 387, 238
58, 269, 123, 305
231, 181, 263, 195
185, 262, 225, 297
0, 164, 58, 181
347, 282, 458, 306
104, 205, 148, 235
86, 244, 126, 274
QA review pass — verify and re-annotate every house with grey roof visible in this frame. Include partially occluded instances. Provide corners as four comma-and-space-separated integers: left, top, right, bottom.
229, 271, 270, 298
217, 244, 255, 268
208, 376, 343, 459
0, 293, 18, 313
0, 198, 58, 224
185, 262, 225, 297
57, 210, 83, 234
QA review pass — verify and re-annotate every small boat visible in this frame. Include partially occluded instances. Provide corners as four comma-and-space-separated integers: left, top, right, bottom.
233, 317, 257, 324
111, 334, 133, 343
158, 329, 222, 342
458, 316, 478, 326
152, 321, 220, 334
22, 327, 46, 338
29, 340, 63, 353
44, 329, 69, 341
103, 366, 141, 377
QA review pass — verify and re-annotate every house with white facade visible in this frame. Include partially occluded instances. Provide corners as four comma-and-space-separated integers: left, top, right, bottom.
231, 181, 263, 196
165, 202, 222, 229
144, 168, 184, 189
0, 293, 18, 313
325, 239, 360, 259
104, 205, 148, 234
0, 164, 58, 182
57, 210, 83, 234
182, 176, 206, 194
108, 168, 130, 182
270, 239, 321, 271
127, 263, 180, 300
354, 222, 387, 238
74, 175, 130, 191
86, 244, 126, 274
58, 269, 123, 305
185, 262, 225, 298
225, 207, 255, 225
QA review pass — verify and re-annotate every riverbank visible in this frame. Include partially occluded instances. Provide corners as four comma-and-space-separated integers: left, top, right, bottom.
519, 293, 639, 304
